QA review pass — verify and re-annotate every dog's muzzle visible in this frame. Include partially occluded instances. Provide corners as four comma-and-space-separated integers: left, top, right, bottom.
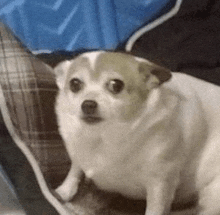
81, 100, 103, 124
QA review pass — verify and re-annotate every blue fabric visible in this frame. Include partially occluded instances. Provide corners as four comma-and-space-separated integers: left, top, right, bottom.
0, 0, 175, 52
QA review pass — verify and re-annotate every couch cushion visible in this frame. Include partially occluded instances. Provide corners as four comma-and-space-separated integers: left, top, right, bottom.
0, 21, 70, 189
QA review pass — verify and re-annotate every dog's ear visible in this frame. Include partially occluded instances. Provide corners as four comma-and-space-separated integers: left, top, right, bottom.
54, 60, 72, 89
138, 61, 172, 90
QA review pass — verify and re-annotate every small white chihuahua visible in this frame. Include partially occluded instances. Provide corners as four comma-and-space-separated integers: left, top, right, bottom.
54, 51, 220, 215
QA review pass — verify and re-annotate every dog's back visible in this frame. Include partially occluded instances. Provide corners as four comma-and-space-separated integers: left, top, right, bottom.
169, 72, 220, 129
166, 72, 220, 190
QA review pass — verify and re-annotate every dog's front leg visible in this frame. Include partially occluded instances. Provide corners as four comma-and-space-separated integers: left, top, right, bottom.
55, 163, 83, 202
145, 176, 179, 215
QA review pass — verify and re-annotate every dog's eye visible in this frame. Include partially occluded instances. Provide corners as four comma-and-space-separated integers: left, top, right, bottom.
70, 78, 83, 93
107, 79, 124, 94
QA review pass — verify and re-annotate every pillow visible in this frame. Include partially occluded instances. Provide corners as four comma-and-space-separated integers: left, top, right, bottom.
0, 21, 73, 214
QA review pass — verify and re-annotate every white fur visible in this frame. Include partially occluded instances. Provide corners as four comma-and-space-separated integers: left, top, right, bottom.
81, 51, 105, 70
55, 52, 220, 215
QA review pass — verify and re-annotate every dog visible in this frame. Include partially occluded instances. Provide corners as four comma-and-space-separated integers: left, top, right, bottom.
54, 51, 220, 215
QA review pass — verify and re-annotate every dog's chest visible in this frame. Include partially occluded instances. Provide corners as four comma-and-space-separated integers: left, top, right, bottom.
75, 126, 142, 171
72, 125, 148, 197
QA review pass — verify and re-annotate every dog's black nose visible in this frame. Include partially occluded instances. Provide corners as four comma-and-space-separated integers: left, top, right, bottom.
81, 100, 98, 115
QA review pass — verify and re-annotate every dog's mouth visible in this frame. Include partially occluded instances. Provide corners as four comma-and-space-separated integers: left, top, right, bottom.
81, 115, 103, 124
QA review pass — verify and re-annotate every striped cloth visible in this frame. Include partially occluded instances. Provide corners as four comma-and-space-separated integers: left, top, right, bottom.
0, 21, 70, 189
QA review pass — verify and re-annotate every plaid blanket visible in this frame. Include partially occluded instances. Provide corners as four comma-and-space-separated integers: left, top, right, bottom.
0, 22, 70, 187
0, 21, 75, 215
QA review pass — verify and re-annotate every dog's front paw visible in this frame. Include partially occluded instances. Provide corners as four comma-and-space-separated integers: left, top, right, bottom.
55, 179, 80, 202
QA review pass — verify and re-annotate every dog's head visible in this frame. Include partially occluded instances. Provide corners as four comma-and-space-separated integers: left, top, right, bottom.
55, 51, 171, 124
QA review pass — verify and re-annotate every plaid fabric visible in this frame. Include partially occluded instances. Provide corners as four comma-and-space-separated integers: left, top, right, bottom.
0, 21, 70, 189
